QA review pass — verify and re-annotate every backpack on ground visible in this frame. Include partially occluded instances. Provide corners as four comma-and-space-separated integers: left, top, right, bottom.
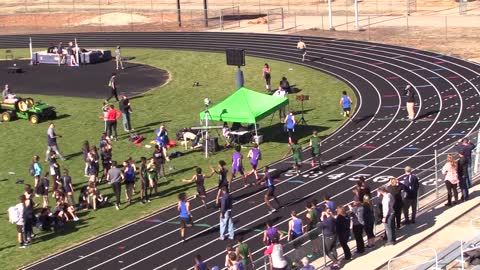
8, 206, 19, 224
29, 164, 35, 176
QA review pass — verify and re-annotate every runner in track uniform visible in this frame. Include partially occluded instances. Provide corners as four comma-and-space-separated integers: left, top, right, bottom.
284, 111, 296, 144
309, 130, 322, 168
231, 145, 247, 186
284, 139, 302, 175
257, 166, 281, 214
339, 91, 353, 118
210, 160, 229, 207
194, 254, 209, 270
178, 192, 192, 241
183, 167, 214, 208
246, 143, 261, 181
236, 235, 254, 270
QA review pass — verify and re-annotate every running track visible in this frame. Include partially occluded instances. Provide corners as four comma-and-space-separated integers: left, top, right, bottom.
2, 32, 479, 270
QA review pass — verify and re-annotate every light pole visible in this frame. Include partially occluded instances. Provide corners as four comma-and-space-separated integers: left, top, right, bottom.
177, 0, 182, 27
328, 0, 335, 31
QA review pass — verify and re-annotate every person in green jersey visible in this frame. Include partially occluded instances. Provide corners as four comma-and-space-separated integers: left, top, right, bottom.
309, 130, 322, 168
284, 139, 302, 174
235, 235, 254, 270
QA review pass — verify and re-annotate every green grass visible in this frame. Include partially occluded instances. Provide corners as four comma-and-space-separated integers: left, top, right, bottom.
0, 48, 354, 269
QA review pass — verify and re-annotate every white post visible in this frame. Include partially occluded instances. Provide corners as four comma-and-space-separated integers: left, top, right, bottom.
434, 149, 439, 198
74, 38, 80, 66
354, 0, 360, 30
328, 0, 335, 30
205, 111, 209, 158
29, 37, 33, 65
474, 129, 480, 175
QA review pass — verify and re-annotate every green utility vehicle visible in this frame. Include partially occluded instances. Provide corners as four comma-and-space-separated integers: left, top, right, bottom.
1, 97, 57, 124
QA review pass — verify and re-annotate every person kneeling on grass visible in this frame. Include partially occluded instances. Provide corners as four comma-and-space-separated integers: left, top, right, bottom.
85, 182, 108, 211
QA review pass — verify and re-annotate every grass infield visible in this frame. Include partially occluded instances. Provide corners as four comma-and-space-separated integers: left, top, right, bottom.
0, 48, 354, 269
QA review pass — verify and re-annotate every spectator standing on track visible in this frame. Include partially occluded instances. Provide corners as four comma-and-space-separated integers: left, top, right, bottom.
349, 201, 365, 254
319, 207, 339, 268
46, 123, 66, 161
457, 151, 470, 201
107, 73, 119, 102
400, 166, 419, 224
378, 186, 396, 245
219, 186, 234, 241
297, 37, 307, 62
246, 143, 261, 181
178, 192, 192, 242
194, 254, 209, 270
262, 63, 272, 92
284, 139, 302, 175
273, 85, 288, 121
363, 195, 376, 248
335, 206, 352, 260
107, 161, 124, 210
455, 138, 476, 186
104, 104, 121, 141
287, 210, 304, 241
257, 166, 280, 214
115, 45, 124, 70
340, 91, 353, 118
210, 160, 229, 207
404, 85, 415, 121
387, 177, 404, 230
182, 167, 214, 208
284, 111, 296, 144
232, 145, 247, 187
139, 157, 150, 203
442, 154, 459, 207
309, 130, 322, 168
263, 219, 284, 246
235, 235, 254, 270
119, 95, 133, 132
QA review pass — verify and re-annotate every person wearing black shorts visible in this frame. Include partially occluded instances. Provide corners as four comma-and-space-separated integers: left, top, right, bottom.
139, 157, 150, 203
210, 160, 229, 207
183, 167, 214, 208
257, 166, 280, 214
178, 192, 192, 241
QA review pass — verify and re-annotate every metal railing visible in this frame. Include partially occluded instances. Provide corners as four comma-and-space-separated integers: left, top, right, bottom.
387, 248, 438, 270
459, 240, 480, 270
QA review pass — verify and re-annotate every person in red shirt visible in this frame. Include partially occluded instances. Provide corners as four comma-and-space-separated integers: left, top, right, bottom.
103, 104, 121, 141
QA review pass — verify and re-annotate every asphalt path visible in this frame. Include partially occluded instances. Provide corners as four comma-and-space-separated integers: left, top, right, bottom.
2, 32, 478, 270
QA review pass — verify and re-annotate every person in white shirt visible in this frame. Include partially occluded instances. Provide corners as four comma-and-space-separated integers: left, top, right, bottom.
273, 86, 288, 122
378, 186, 396, 245
15, 195, 27, 248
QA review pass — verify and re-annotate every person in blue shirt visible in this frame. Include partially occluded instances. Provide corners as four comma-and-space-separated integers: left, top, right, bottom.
288, 210, 304, 241
193, 254, 209, 270
339, 91, 353, 118
284, 110, 296, 144
32, 155, 42, 195
178, 192, 192, 241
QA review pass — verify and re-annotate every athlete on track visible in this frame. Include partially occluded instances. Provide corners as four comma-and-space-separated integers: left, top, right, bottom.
246, 143, 261, 181
231, 145, 247, 186
210, 160, 229, 207
178, 192, 192, 242
257, 166, 281, 214
340, 91, 353, 118
284, 139, 302, 175
182, 167, 214, 208
309, 130, 322, 168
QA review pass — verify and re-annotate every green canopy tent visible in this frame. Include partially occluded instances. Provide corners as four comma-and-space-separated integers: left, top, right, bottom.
199, 87, 289, 138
